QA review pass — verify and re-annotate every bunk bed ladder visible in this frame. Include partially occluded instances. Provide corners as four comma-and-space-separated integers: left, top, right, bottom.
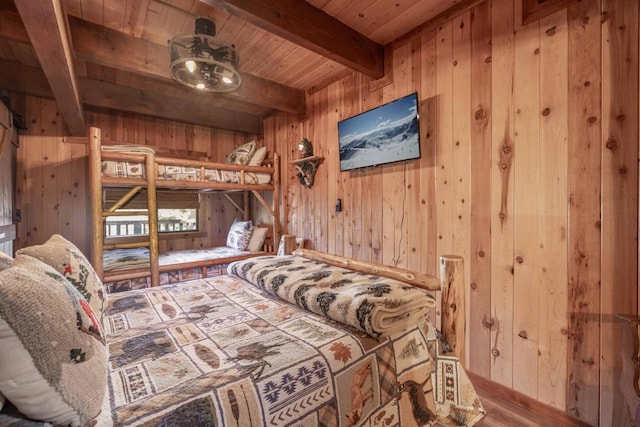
89, 127, 160, 288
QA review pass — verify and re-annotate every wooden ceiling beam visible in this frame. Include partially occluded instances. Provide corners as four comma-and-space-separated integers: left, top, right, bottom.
80, 78, 262, 134
13, 0, 85, 135
68, 16, 304, 114
201, 0, 385, 79
0, 61, 261, 134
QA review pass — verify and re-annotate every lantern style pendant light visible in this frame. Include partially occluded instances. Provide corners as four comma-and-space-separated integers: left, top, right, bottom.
169, 17, 241, 92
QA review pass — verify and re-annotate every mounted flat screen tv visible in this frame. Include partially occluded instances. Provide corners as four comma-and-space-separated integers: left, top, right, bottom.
338, 92, 420, 172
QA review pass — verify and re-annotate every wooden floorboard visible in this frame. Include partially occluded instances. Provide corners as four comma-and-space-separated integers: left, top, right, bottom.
469, 372, 593, 426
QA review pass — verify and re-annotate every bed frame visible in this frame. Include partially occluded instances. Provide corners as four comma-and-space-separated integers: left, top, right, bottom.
294, 249, 467, 366
88, 126, 280, 288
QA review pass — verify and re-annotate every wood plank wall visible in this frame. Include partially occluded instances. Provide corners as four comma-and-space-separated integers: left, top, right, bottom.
13, 95, 257, 257
264, 1, 639, 425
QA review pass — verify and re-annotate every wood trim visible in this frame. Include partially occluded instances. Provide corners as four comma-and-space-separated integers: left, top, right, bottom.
522, 0, 575, 25
468, 372, 593, 427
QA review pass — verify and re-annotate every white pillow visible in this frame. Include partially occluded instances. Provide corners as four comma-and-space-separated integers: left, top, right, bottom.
249, 146, 267, 166
247, 227, 269, 252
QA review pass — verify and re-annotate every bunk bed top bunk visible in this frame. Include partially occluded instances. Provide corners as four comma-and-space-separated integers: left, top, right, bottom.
88, 126, 281, 289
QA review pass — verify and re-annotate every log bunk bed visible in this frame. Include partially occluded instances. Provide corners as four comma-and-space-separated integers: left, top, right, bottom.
88, 126, 281, 290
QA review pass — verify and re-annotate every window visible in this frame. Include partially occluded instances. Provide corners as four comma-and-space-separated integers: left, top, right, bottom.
104, 188, 200, 238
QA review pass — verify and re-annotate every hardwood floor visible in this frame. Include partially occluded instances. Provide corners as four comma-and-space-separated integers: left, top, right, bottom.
469, 372, 593, 427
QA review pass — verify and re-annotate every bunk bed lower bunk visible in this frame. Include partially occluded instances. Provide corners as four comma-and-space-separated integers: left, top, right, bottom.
102, 223, 274, 293
0, 238, 485, 427
88, 126, 280, 290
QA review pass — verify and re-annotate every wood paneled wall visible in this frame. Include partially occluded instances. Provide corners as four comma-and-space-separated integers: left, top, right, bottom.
265, 1, 639, 425
13, 95, 255, 257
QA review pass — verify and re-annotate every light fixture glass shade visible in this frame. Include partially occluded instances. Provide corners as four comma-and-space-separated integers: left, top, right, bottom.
169, 18, 241, 92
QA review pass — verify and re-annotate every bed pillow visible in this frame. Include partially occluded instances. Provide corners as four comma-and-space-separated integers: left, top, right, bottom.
247, 226, 269, 252
226, 140, 256, 165
16, 234, 106, 319
226, 219, 253, 251
0, 252, 11, 271
248, 146, 267, 166
0, 254, 107, 426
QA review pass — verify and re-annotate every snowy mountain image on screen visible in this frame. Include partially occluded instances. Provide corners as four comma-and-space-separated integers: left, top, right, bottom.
338, 94, 420, 171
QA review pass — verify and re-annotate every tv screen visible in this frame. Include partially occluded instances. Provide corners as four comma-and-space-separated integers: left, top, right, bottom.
338, 92, 420, 172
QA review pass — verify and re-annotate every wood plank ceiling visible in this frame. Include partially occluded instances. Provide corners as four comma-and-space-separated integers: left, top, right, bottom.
0, 0, 466, 135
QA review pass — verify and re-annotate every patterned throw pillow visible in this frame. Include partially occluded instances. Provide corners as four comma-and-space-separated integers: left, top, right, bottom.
0, 255, 107, 426
226, 219, 253, 251
226, 140, 256, 165
0, 252, 11, 271
16, 234, 106, 319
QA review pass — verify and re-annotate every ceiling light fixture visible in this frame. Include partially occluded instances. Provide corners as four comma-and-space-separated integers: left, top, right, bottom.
169, 17, 241, 92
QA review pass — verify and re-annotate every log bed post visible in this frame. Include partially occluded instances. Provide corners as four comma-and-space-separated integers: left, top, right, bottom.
440, 255, 465, 366
272, 153, 281, 249
89, 127, 103, 280
145, 150, 160, 287
294, 250, 466, 362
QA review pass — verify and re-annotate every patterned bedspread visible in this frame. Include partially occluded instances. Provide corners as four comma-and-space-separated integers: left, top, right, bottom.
101, 160, 271, 185
102, 270, 485, 425
103, 246, 253, 273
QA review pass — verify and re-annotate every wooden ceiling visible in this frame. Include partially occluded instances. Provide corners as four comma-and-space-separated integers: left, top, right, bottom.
0, 0, 473, 135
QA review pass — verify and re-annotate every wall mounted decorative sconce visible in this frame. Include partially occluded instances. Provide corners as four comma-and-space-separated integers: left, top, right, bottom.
291, 138, 324, 188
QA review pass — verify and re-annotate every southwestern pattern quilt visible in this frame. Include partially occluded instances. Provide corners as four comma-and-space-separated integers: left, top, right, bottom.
103, 246, 255, 273
100, 266, 484, 426
101, 160, 271, 184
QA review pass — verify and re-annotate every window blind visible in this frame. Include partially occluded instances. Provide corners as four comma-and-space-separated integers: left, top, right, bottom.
103, 188, 200, 210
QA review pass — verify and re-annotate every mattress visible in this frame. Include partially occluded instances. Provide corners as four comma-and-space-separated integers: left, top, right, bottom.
101, 269, 485, 426
103, 246, 253, 273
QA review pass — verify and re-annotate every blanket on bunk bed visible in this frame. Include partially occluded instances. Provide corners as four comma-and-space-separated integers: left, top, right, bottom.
103, 246, 253, 273
100, 144, 271, 185
0, 250, 485, 426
